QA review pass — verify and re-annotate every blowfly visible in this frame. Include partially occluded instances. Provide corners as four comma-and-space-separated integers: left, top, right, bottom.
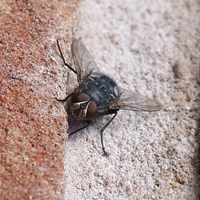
56, 39, 162, 155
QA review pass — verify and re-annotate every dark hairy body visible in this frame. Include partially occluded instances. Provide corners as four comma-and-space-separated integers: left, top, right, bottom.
76, 75, 118, 114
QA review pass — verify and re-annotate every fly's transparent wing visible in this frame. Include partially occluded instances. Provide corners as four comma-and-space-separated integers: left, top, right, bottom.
72, 39, 100, 84
108, 87, 162, 112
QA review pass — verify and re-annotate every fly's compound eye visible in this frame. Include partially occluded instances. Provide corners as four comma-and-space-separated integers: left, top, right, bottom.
86, 101, 98, 120
68, 92, 92, 121
71, 93, 90, 103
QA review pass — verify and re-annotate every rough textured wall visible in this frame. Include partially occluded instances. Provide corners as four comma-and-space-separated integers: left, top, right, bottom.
64, 0, 200, 200
1, 0, 199, 199
0, 0, 78, 199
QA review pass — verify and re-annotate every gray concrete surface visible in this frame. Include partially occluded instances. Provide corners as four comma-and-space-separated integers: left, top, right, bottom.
64, 0, 200, 199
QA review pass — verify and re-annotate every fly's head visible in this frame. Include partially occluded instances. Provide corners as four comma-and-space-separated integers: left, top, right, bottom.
67, 93, 98, 121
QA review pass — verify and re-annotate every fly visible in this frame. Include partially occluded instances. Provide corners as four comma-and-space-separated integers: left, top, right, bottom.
56, 39, 162, 156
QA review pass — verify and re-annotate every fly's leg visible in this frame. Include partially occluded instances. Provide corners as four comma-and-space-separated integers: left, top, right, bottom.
100, 111, 118, 156
57, 40, 77, 75
69, 121, 91, 137
55, 93, 73, 102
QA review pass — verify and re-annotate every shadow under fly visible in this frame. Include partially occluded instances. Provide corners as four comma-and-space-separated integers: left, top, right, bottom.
56, 39, 162, 156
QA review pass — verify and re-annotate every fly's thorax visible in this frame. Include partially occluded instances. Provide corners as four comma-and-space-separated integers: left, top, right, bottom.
66, 93, 98, 121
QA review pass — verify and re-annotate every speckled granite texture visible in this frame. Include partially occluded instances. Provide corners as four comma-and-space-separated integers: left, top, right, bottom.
0, 0, 78, 199
63, 0, 200, 199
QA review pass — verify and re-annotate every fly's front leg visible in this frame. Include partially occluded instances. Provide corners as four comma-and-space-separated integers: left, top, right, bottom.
55, 93, 73, 102
69, 121, 91, 137
57, 40, 77, 75
100, 111, 118, 156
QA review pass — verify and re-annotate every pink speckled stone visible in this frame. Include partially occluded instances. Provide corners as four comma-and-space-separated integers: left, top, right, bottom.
0, 0, 78, 199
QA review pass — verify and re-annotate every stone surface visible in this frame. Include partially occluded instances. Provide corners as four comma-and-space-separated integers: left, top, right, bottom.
0, 0, 78, 199
64, 0, 200, 200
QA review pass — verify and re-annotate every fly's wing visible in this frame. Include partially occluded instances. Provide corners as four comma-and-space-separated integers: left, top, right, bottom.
72, 39, 100, 84
108, 87, 162, 112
